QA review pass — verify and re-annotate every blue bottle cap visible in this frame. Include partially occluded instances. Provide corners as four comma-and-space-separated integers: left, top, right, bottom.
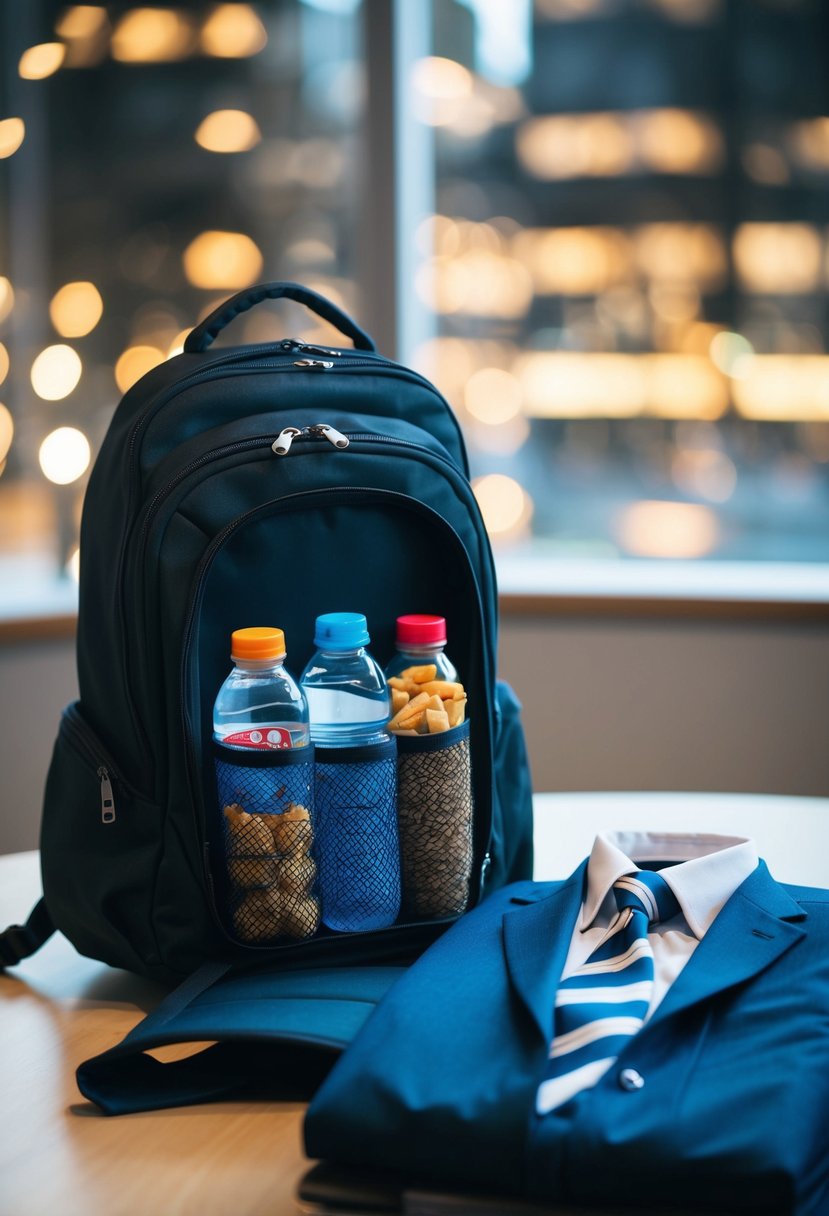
314, 612, 371, 651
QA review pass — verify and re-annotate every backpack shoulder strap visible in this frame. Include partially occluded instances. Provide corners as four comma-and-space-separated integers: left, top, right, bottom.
0, 898, 55, 967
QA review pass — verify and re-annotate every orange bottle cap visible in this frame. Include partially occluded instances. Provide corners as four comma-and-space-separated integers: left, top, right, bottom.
231, 627, 286, 662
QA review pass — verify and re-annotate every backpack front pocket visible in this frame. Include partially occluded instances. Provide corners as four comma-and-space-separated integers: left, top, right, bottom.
395, 720, 473, 920
213, 745, 319, 944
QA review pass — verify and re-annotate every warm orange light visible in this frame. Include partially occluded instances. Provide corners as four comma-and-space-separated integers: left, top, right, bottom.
0, 118, 25, 159
0, 344, 8, 387
464, 368, 524, 425
195, 109, 261, 153
55, 5, 110, 66
517, 113, 634, 179
472, 474, 534, 540
616, 500, 719, 558
635, 223, 727, 288
416, 251, 532, 319
635, 109, 723, 174
111, 8, 195, 63
789, 117, 829, 172
733, 223, 822, 293
514, 227, 633, 294
514, 352, 728, 419
56, 6, 109, 39
115, 345, 165, 394
19, 43, 66, 80
731, 356, 829, 421
0, 279, 13, 324
200, 4, 267, 58
183, 230, 264, 290
0, 404, 13, 463
167, 329, 192, 358
49, 281, 104, 338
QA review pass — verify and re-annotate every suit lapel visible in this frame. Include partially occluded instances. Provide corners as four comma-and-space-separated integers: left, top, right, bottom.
502, 862, 587, 1043
649, 860, 807, 1027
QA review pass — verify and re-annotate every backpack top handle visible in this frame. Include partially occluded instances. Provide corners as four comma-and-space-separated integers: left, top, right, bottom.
183, 281, 377, 355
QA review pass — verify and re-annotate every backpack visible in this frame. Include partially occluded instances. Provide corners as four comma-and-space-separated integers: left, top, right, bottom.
1, 282, 534, 985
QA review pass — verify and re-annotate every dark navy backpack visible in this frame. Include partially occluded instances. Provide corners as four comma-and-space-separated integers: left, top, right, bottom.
2, 282, 533, 987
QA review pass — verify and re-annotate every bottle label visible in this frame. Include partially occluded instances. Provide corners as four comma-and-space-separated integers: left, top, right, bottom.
222, 727, 294, 750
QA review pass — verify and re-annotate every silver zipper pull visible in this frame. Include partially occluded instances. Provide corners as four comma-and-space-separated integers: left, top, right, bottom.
98, 767, 115, 824
309, 423, 350, 449
293, 358, 334, 370
299, 342, 342, 357
272, 426, 302, 455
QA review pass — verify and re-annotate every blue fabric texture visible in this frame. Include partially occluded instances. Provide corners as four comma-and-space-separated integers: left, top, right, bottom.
304, 862, 829, 1214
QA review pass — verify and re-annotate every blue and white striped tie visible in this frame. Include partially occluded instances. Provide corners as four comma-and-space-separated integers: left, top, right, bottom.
536, 870, 680, 1115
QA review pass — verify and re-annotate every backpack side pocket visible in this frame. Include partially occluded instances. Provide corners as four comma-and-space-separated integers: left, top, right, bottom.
40, 702, 163, 973
396, 720, 473, 920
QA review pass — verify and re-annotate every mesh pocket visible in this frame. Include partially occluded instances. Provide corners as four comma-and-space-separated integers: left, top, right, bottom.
314, 738, 400, 934
214, 745, 319, 944
396, 721, 473, 920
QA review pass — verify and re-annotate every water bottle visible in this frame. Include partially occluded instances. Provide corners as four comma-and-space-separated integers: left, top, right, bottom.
300, 612, 391, 746
213, 626, 309, 751
385, 614, 458, 683
212, 628, 316, 944
300, 612, 399, 932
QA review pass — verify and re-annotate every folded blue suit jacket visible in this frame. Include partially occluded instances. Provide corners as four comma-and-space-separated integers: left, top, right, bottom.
304, 860, 829, 1214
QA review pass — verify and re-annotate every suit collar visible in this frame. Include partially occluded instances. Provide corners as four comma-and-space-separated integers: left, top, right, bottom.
649, 859, 806, 1027
502, 862, 587, 1044
502, 859, 806, 1043
578, 831, 759, 939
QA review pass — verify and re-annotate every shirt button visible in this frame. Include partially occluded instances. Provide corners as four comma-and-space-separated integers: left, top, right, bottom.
618, 1068, 645, 1092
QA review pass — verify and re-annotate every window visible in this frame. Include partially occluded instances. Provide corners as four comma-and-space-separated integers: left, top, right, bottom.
408, 0, 829, 576
1, 0, 827, 623
0, 0, 363, 617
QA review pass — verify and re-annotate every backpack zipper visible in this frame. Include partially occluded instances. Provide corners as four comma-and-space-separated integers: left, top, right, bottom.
272, 423, 349, 454
61, 703, 138, 823
137, 426, 463, 549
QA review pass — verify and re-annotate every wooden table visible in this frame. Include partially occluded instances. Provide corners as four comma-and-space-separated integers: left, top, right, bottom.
2, 792, 827, 1215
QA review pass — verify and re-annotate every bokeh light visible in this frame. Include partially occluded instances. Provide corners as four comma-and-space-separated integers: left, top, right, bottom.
473, 473, 534, 539
38, 427, 91, 485
183, 230, 264, 289
31, 345, 83, 401
0, 405, 13, 463
0, 119, 25, 159
19, 43, 66, 80
616, 500, 719, 558
195, 110, 262, 153
115, 345, 165, 394
200, 4, 268, 58
49, 281, 104, 338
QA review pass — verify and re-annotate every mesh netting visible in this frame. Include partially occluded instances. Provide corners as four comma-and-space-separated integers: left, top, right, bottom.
314, 746, 401, 933
396, 726, 473, 919
215, 750, 318, 943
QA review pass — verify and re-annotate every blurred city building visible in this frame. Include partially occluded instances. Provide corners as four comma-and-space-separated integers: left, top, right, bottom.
0, 0, 827, 618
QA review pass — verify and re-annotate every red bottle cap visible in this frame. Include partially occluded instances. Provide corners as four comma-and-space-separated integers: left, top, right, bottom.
395, 614, 447, 647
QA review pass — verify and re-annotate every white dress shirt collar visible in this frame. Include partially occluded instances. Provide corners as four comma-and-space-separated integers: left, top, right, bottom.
578, 830, 760, 940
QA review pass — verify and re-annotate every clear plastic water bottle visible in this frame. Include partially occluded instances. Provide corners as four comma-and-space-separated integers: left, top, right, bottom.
384, 614, 458, 683
300, 612, 399, 933
213, 627, 310, 750
300, 613, 391, 746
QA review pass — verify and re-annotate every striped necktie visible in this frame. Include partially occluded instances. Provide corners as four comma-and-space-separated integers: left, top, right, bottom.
536, 869, 680, 1115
